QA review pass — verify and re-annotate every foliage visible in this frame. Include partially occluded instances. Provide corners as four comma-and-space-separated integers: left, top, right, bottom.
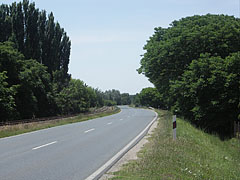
171, 53, 240, 137
104, 99, 117, 106
138, 14, 240, 137
0, 0, 71, 83
17, 59, 54, 118
112, 110, 240, 179
55, 79, 91, 114
121, 93, 131, 105
0, 71, 17, 121
0, 39, 110, 121
138, 87, 163, 108
104, 89, 122, 105
103, 89, 131, 105
131, 93, 141, 107
0, 1, 131, 123
0, 42, 54, 119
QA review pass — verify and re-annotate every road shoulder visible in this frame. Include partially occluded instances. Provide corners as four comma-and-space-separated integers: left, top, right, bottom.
99, 118, 159, 180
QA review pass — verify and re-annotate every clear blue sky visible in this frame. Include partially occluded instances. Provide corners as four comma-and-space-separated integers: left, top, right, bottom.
5, 0, 240, 94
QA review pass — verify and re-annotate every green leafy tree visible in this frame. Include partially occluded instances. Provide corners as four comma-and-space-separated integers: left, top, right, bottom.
55, 79, 90, 114
17, 60, 54, 118
172, 53, 240, 137
0, 4, 12, 42
139, 87, 162, 108
10, 2, 24, 53
104, 89, 121, 105
0, 72, 17, 121
104, 99, 117, 106
0, 42, 54, 119
138, 14, 240, 108
0, 1, 108, 122
1, 1, 71, 86
94, 88, 104, 107
132, 93, 141, 107
138, 14, 240, 137
121, 93, 131, 105
86, 87, 98, 108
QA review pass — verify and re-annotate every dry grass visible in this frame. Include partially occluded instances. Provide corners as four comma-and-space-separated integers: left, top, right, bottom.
0, 106, 120, 138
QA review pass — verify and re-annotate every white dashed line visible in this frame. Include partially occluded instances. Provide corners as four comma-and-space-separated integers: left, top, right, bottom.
119, 119, 123, 121
32, 141, 57, 150
107, 122, 113, 125
84, 128, 95, 133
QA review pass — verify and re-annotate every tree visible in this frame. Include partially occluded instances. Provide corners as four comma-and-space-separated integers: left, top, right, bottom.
0, 71, 17, 121
138, 87, 162, 108
138, 14, 240, 108
0, 1, 71, 85
0, 4, 12, 42
0, 1, 110, 122
10, 2, 24, 53
55, 79, 90, 114
0, 41, 55, 119
121, 93, 131, 105
94, 88, 104, 107
132, 93, 141, 107
104, 89, 121, 105
16, 60, 54, 118
86, 87, 98, 108
138, 14, 240, 137
171, 53, 240, 137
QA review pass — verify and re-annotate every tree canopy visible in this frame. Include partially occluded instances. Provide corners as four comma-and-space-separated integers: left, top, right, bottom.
0, 1, 129, 123
138, 14, 240, 137
0, 0, 71, 82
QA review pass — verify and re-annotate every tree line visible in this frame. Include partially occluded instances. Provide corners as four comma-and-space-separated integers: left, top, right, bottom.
137, 14, 240, 138
0, 1, 131, 122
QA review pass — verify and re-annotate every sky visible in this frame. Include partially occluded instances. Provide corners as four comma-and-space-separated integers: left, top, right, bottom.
4, 0, 240, 94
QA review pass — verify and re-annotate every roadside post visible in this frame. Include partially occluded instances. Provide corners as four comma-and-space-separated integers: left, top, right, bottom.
173, 115, 177, 140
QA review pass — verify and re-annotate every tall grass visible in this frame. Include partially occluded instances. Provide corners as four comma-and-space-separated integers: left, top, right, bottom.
112, 110, 240, 179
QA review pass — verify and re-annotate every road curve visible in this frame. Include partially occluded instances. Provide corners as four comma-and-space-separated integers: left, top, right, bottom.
0, 106, 156, 180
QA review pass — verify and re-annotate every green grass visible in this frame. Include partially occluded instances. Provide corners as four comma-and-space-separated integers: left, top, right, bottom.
0, 107, 120, 139
111, 110, 240, 179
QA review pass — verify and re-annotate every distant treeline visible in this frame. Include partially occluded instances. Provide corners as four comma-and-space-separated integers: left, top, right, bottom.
0, 1, 131, 122
136, 14, 240, 138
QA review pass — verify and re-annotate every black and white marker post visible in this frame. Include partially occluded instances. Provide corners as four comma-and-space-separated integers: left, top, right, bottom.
173, 115, 177, 140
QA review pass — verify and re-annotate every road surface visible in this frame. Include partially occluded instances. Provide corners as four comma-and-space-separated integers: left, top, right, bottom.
0, 106, 156, 180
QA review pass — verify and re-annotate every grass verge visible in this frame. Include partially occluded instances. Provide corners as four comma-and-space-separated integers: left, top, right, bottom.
0, 106, 120, 139
111, 109, 240, 179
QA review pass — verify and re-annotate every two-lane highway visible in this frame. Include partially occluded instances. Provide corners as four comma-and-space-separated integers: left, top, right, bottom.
0, 106, 156, 180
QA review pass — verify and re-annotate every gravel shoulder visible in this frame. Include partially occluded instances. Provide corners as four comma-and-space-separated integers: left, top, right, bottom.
100, 118, 159, 180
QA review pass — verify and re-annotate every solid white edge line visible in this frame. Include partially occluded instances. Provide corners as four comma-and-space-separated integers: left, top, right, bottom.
84, 128, 95, 133
85, 110, 158, 180
32, 141, 57, 150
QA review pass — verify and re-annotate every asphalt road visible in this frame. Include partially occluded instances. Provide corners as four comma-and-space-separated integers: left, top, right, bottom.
0, 106, 156, 180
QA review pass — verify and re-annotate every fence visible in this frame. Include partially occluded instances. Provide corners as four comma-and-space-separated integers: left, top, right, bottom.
234, 121, 240, 139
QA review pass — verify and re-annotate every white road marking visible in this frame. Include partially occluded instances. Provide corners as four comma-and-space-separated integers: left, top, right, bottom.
86, 110, 158, 180
32, 141, 57, 150
107, 122, 113, 125
119, 119, 123, 121
84, 128, 95, 133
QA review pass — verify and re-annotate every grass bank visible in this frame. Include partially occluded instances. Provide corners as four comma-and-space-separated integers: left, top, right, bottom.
0, 106, 120, 139
112, 109, 240, 179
